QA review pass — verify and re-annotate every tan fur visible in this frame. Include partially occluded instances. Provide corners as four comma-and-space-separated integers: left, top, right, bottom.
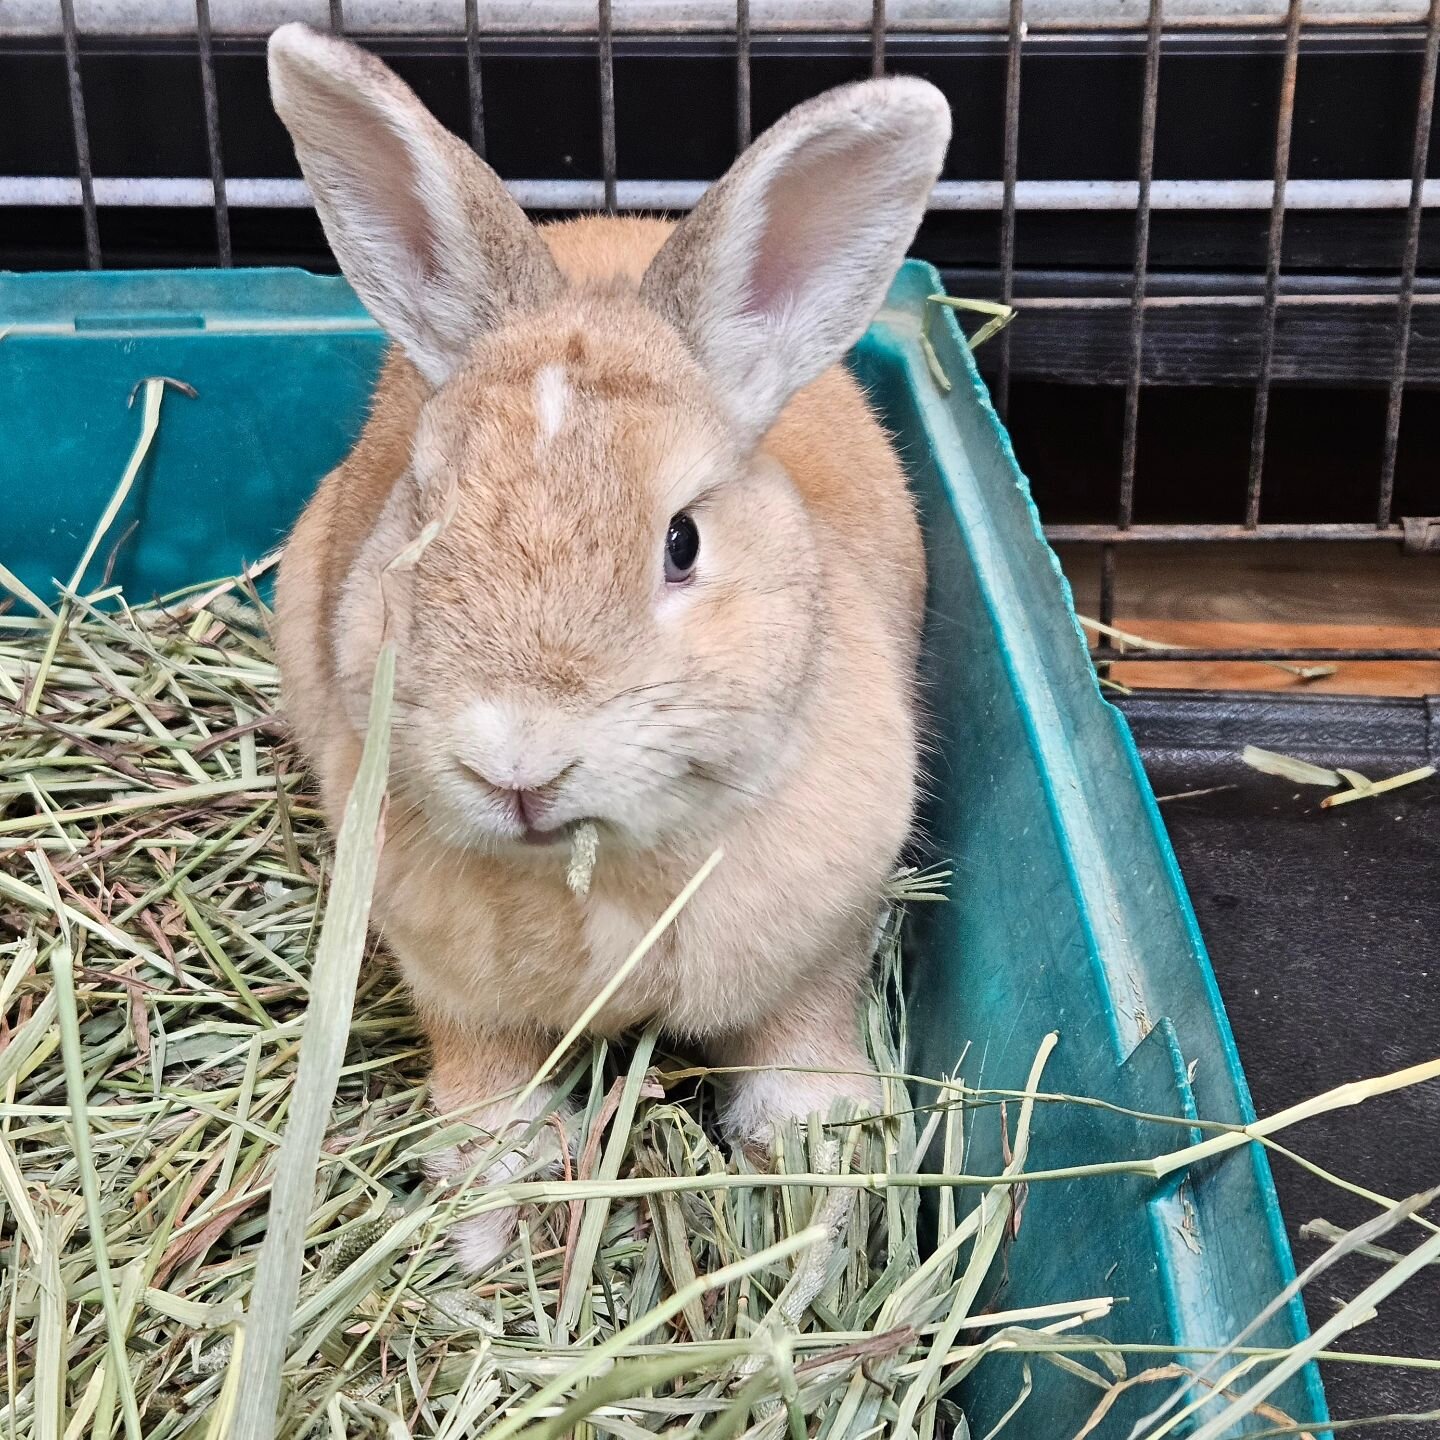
268, 25, 943, 1270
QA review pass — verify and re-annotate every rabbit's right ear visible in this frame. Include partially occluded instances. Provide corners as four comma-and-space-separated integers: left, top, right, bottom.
640, 77, 948, 452
268, 24, 562, 387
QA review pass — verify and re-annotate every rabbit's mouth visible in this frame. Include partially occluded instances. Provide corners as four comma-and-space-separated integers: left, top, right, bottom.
517, 817, 599, 850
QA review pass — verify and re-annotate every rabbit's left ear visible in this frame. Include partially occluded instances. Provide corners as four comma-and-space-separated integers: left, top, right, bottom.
640, 77, 950, 451
268, 23, 563, 388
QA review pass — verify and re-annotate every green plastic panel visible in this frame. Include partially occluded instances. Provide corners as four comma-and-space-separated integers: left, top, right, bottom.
0, 269, 384, 602
0, 262, 1328, 1438
858, 264, 1326, 1438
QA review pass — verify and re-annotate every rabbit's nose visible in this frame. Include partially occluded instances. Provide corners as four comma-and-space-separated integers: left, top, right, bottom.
455, 757, 578, 831
451, 698, 580, 832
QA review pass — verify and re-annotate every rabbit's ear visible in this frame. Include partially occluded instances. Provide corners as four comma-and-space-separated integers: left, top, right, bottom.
641, 77, 949, 451
268, 23, 562, 386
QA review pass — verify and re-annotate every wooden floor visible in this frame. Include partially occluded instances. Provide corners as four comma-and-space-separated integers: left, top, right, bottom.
1054, 542, 1440, 696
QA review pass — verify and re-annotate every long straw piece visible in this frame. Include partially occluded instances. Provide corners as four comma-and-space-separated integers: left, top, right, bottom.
231, 644, 395, 1440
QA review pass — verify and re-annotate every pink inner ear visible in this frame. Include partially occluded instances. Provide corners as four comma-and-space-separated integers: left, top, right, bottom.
747, 129, 894, 319
363, 117, 438, 279
310, 75, 440, 282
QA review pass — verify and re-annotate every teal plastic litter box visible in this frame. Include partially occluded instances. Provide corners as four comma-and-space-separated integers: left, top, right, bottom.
0, 260, 1329, 1438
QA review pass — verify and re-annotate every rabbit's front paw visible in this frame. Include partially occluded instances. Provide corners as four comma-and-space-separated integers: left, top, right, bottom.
448, 1202, 522, 1274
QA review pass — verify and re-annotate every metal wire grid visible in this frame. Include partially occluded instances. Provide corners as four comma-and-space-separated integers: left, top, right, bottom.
22, 1, 1440, 669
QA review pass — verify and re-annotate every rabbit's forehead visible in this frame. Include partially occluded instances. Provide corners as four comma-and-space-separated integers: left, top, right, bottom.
447, 299, 719, 448
437, 362, 726, 510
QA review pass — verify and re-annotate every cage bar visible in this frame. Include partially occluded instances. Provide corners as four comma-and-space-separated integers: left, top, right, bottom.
466, 0, 487, 157
736, 0, 752, 150
1377, 0, 1440, 526
194, 0, 231, 266
1117, 0, 1164, 534
6, 176, 1439, 213
58, 0, 99, 269
3, 3, 1432, 36
994, 0, 1024, 418
1245, 0, 1305, 530
1098, 548, 1120, 637
1047, 522, 1414, 542
1090, 647, 1440, 662
1102, 0, 1165, 634
871, 0, 886, 75
329, 0, 343, 32
599, 0, 617, 213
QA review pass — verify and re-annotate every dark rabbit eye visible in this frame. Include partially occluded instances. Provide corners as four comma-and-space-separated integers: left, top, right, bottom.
665, 512, 700, 583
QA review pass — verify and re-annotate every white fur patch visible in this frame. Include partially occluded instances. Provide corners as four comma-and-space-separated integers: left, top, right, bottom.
433, 1109, 570, 1273
721, 1068, 883, 1144
533, 364, 570, 447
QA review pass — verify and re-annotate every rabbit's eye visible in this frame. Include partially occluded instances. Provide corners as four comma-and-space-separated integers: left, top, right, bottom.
665, 512, 700, 584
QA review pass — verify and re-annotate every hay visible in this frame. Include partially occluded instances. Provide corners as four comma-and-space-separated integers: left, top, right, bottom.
1076, 617, 1337, 684
566, 823, 600, 899
0, 589, 1062, 1439
1240, 746, 1437, 809
1, 583, 1437, 1440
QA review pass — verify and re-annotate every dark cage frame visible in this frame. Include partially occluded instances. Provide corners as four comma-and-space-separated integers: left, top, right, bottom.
3, 0, 1438, 671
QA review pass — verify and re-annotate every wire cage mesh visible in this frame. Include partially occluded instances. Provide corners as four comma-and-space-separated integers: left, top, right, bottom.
3, 0, 1438, 671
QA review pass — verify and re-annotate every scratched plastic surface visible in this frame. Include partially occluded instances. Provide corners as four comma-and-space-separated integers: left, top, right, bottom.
0, 262, 1328, 1438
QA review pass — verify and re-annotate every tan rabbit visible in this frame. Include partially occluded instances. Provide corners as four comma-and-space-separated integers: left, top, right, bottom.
267, 22, 949, 1270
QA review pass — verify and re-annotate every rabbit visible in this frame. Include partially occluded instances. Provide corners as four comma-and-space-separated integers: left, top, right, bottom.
267, 21, 949, 1272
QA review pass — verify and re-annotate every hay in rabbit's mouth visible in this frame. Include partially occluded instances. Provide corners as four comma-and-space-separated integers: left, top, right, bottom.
0, 579, 1436, 1440
567, 819, 601, 895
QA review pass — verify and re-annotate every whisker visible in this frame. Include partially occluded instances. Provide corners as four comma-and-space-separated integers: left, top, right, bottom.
685, 761, 765, 802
